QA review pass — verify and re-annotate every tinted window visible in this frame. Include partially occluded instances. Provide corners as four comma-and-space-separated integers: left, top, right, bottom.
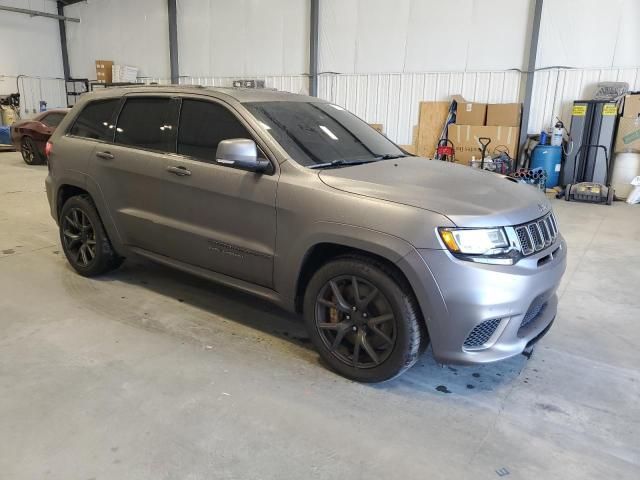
245, 101, 403, 167
69, 99, 119, 141
115, 97, 178, 152
41, 112, 66, 128
178, 100, 252, 162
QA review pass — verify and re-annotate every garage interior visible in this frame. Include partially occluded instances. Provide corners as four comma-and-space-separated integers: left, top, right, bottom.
1, 1, 639, 479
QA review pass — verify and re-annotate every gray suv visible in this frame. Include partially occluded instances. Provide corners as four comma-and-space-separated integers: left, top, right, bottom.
45, 86, 567, 382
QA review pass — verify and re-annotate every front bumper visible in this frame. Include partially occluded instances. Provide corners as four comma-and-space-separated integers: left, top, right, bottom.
398, 236, 567, 364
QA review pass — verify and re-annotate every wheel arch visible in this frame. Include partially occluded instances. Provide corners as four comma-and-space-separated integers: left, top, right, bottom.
57, 183, 90, 217
55, 180, 125, 255
294, 242, 416, 313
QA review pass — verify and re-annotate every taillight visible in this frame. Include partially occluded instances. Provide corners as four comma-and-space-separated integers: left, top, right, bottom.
45, 141, 53, 159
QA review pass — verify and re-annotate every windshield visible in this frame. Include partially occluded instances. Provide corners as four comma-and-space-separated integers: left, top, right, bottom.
244, 101, 405, 167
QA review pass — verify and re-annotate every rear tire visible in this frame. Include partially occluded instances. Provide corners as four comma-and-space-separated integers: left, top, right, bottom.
606, 187, 614, 205
564, 184, 572, 201
59, 195, 123, 277
21, 137, 44, 165
303, 256, 424, 383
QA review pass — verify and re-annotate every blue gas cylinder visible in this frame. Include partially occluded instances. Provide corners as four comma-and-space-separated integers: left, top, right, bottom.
530, 145, 562, 188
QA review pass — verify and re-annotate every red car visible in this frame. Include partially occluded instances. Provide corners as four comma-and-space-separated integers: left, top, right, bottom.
11, 109, 69, 165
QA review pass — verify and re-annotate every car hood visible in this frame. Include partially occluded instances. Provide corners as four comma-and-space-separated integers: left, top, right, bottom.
318, 157, 552, 227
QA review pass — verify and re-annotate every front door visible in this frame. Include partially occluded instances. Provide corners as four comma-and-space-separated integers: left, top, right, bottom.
149, 98, 278, 288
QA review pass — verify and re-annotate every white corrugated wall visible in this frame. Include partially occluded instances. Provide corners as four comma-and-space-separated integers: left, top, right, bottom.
318, 71, 523, 145
4, 0, 640, 140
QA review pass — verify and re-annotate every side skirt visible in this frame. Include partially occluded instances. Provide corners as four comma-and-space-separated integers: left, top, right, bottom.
129, 246, 291, 311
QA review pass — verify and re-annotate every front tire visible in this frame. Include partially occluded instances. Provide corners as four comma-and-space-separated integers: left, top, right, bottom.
21, 137, 44, 165
303, 256, 424, 383
59, 195, 123, 277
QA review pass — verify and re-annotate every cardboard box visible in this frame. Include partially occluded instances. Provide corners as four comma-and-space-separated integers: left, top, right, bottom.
453, 95, 486, 126
447, 124, 519, 164
623, 94, 640, 119
614, 117, 640, 153
95, 60, 113, 83
369, 123, 384, 133
487, 103, 522, 127
416, 101, 450, 158
399, 144, 417, 155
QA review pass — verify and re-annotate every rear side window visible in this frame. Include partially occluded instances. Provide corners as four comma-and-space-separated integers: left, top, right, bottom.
41, 112, 66, 128
115, 97, 179, 153
177, 99, 252, 162
69, 99, 119, 141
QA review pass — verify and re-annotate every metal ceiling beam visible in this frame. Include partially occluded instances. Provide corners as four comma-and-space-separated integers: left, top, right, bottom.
309, 0, 319, 96
57, 2, 71, 80
0, 4, 80, 22
518, 0, 543, 162
168, 0, 179, 84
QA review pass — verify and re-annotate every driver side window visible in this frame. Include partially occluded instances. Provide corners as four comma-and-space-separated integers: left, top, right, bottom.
177, 99, 255, 163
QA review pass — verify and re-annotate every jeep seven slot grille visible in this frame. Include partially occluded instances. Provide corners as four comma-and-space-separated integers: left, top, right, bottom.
515, 212, 558, 256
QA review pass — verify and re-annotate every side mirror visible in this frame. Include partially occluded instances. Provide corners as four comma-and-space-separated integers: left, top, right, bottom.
216, 138, 269, 173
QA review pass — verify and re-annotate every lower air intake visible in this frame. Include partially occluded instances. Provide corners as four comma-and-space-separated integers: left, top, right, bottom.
463, 318, 502, 349
520, 295, 548, 331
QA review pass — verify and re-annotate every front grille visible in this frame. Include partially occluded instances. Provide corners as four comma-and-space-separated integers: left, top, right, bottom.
520, 295, 548, 330
515, 212, 558, 256
463, 318, 502, 349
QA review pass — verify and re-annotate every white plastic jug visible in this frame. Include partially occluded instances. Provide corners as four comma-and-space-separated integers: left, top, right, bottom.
612, 153, 640, 198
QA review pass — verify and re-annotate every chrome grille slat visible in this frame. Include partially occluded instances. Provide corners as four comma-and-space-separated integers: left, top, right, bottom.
529, 223, 544, 251
514, 212, 559, 257
538, 219, 551, 246
545, 216, 555, 238
516, 226, 533, 255
549, 213, 558, 236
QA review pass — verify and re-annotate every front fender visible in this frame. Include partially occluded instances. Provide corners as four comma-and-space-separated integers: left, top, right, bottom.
275, 221, 417, 311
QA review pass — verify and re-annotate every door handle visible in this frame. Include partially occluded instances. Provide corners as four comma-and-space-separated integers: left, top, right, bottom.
166, 165, 191, 176
95, 151, 114, 160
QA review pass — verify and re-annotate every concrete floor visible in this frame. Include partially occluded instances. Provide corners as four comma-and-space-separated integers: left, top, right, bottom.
0, 151, 638, 480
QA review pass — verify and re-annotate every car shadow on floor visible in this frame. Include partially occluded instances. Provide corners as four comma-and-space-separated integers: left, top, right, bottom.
88, 257, 313, 348
85, 257, 530, 396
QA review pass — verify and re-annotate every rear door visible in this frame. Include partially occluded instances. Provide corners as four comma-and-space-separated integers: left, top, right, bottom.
149, 97, 278, 288
88, 94, 180, 252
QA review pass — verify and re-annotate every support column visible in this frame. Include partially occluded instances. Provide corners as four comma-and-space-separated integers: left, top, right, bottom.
518, 0, 544, 162
309, 0, 319, 96
57, 1, 71, 80
168, 0, 179, 84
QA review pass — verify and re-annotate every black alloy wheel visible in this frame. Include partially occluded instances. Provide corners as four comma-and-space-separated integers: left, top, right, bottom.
58, 195, 123, 276
315, 275, 396, 368
21, 137, 42, 165
62, 208, 97, 267
304, 256, 424, 382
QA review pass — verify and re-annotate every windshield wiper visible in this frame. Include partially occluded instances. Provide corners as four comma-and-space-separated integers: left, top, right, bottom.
375, 154, 407, 160
308, 159, 378, 169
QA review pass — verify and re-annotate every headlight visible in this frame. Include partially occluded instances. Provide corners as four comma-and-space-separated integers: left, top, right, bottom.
439, 227, 517, 265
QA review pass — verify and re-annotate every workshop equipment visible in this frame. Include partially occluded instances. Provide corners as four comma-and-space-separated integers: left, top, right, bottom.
530, 145, 562, 188
564, 145, 614, 205
561, 100, 618, 185
478, 137, 491, 169
551, 120, 564, 146
434, 139, 455, 162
